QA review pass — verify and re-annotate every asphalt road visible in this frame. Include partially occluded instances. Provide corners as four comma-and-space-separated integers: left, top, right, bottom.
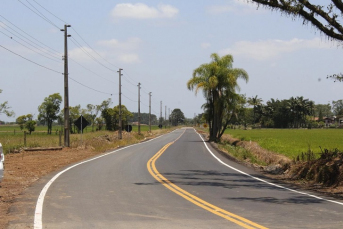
11, 128, 343, 228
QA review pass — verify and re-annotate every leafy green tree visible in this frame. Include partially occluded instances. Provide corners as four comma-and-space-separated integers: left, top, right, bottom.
129, 113, 158, 125
25, 120, 36, 134
170, 108, 186, 126
102, 105, 133, 131
16, 115, 28, 130
332, 100, 343, 115
0, 89, 15, 117
187, 53, 249, 142
16, 114, 36, 134
314, 104, 332, 118
38, 93, 62, 134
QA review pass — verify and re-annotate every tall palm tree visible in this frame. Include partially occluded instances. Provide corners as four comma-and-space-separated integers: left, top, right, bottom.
187, 53, 248, 142
247, 95, 263, 124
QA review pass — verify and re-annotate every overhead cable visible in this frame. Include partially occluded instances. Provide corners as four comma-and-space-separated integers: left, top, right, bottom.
0, 44, 62, 74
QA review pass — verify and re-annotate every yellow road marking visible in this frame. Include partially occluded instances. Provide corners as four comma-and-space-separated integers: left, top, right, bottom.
147, 132, 268, 229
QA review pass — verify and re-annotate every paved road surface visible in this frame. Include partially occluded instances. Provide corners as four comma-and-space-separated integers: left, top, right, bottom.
9, 128, 343, 228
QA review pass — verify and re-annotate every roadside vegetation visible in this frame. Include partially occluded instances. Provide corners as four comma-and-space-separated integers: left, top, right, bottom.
0, 124, 163, 154
224, 128, 343, 159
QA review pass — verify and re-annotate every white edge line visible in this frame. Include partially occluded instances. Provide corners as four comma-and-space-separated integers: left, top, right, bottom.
195, 130, 343, 206
33, 132, 171, 229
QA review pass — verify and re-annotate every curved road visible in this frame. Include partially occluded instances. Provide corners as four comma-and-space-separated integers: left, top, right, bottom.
9, 128, 343, 228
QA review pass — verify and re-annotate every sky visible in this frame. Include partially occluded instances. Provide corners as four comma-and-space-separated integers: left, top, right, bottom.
1, 0, 343, 122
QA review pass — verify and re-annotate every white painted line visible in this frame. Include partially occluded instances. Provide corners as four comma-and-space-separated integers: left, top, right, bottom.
196, 130, 343, 206
33, 132, 172, 229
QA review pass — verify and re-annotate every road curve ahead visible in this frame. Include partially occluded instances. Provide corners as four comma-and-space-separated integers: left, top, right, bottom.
33, 128, 343, 228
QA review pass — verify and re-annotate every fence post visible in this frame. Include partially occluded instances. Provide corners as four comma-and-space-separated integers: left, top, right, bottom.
24, 131, 27, 147
14, 129, 15, 135
59, 131, 62, 146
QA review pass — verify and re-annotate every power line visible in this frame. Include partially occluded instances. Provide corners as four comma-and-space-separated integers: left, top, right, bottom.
17, 0, 60, 29
69, 57, 116, 84
69, 36, 117, 72
71, 27, 121, 70
122, 93, 137, 103
0, 15, 61, 56
31, 0, 67, 24
0, 44, 62, 74
69, 77, 113, 95
0, 30, 61, 62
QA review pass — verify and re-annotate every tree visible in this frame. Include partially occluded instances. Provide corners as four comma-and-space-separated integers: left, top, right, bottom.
25, 114, 36, 134
102, 105, 133, 131
16, 115, 28, 130
314, 104, 332, 118
129, 113, 158, 125
16, 114, 36, 134
170, 108, 186, 126
187, 53, 249, 142
247, 95, 263, 124
38, 93, 62, 134
332, 100, 343, 115
0, 89, 15, 117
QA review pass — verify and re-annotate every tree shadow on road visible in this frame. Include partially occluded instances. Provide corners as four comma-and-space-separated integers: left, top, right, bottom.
135, 169, 330, 205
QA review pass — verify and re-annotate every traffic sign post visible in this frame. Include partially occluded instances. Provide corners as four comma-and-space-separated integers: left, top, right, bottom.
74, 115, 89, 145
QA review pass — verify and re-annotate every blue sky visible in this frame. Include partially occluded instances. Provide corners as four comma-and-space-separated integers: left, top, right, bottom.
1, 0, 342, 122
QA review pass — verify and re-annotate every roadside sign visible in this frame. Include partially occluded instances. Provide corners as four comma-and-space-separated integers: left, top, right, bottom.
125, 125, 133, 132
74, 115, 89, 132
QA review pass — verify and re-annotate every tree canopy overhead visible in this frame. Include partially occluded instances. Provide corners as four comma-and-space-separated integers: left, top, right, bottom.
250, 0, 343, 42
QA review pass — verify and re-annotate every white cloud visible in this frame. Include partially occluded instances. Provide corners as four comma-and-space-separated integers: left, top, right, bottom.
118, 54, 140, 63
98, 37, 142, 50
201, 42, 211, 49
220, 38, 332, 61
69, 37, 143, 64
69, 46, 100, 62
111, 3, 179, 19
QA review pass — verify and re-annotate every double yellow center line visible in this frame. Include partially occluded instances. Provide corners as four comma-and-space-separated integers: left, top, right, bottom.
147, 132, 268, 229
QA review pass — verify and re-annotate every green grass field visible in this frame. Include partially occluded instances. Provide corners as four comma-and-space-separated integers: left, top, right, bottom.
224, 128, 343, 159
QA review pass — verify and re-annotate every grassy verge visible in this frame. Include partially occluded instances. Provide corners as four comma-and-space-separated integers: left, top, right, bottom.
0, 124, 169, 154
224, 128, 343, 159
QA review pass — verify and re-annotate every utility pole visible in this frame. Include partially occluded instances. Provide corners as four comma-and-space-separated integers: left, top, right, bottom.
149, 92, 152, 132
138, 82, 141, 135
61, 24, 71, 147
169, 108, 171, 128
165, 106, 167, 129
160, 101, 162, 127
118, 68, 123, 139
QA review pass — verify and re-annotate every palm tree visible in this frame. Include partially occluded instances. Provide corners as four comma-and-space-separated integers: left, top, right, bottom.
247, 95, 263, 124
187, 53, 249, 142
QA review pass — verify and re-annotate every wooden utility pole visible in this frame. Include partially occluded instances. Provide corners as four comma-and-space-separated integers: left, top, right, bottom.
118, 68, 123, 139
149, 92, 152, 132
165, 106, 167, 129
138, 82, 141, 135
160, 101, 162, 127
61, 24, 71, 147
